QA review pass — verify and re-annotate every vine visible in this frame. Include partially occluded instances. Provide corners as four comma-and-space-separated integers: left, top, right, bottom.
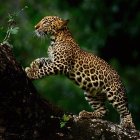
1, 6, 28, 45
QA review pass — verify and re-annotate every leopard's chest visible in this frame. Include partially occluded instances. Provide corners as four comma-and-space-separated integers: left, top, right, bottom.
48, 45, 55, 62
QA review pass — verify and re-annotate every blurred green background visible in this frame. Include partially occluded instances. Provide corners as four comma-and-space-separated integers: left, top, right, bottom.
0, 0, 140, 129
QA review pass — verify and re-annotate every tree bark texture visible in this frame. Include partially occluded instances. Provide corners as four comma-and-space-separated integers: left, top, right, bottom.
0, 44, 140, 140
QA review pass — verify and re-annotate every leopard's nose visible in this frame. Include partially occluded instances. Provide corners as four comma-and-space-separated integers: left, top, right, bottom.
35, 24, 39, 29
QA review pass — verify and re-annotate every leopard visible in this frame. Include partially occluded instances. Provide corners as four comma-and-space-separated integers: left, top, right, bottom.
25, 16, 135, 128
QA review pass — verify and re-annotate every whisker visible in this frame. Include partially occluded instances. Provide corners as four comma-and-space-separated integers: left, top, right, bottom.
40, 36, 45, 44
33, 30, 48, 45
33, 31, 37, 38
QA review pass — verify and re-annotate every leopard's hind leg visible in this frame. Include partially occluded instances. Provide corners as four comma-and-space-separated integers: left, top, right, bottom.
106, 89, 135, 128
79, 91, 107, 119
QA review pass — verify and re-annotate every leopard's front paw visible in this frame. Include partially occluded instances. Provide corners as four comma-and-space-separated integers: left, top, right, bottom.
30, 58, 48, 69
30, 58, 41, 69
25, 67, 38, 79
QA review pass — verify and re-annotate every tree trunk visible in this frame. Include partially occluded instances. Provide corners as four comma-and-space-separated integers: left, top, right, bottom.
0, 44, 140, 140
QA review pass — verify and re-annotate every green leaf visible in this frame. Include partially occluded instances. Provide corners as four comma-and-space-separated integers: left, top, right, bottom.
60, 122, 66, 128
63, 114, 70, 122
9, 27, 19, 34
25, 6, 28, 9
60, 114, 71, 128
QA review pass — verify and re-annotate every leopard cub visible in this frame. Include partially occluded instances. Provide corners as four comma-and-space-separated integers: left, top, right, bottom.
25, 16, 135, 128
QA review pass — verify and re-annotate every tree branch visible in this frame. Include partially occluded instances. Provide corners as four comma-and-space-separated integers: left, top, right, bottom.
0, 44, 140, 140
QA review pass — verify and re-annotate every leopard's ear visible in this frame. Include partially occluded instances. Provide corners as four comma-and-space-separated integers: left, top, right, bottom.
59, 19, 69, 30
64, 19, 69, 25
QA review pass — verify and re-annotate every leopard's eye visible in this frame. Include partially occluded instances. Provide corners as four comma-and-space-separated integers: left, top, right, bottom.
44, 23, 50, 28
42, 21, 49, 26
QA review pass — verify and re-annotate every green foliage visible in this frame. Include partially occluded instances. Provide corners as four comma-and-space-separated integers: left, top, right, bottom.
9, 27, 19, 35
0, 0, 140, 130
60, 114, 71, 128
1, 6, 28, 45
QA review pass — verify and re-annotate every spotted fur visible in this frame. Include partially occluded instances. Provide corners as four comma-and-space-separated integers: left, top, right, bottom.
25, 16, 135, 128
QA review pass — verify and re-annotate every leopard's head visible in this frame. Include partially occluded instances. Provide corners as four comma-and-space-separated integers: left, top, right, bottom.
35, 16, 69, 37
